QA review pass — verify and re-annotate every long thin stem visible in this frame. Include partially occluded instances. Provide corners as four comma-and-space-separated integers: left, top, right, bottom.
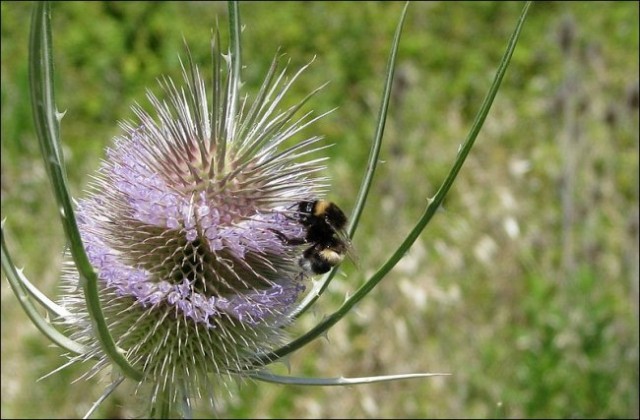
225, 0, 241, 144
29, 1, 143, 381
249, 371, 450, 386
251, 0, 533, 367
1, 226, 87, 355
290, 1, 410, 320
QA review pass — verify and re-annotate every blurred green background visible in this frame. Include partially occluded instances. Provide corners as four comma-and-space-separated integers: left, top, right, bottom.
1, 1, 638, 418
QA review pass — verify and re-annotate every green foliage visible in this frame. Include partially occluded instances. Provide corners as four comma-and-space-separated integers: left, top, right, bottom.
1, 1, 638, 418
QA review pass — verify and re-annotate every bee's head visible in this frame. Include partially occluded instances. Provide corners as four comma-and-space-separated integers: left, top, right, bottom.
296, 200, 316, 225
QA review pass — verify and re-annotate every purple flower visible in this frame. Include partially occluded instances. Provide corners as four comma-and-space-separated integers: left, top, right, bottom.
59, 41, 328, 403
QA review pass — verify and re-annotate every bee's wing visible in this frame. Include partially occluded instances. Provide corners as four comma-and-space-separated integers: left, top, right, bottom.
335, 228, 359, 268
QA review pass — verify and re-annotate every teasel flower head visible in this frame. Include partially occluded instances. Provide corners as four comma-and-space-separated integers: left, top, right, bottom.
58, 39, 329, 404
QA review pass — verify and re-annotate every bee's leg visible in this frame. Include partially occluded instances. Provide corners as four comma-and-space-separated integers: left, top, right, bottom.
268, 228, 307, 246
280, 202, 303, 222
282, 212, 298, 222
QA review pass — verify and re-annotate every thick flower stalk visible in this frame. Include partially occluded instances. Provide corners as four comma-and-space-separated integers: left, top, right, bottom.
59, 41, 328, 403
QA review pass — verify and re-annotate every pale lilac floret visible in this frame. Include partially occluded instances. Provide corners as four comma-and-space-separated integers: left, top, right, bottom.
224, 283, 307, 325
75, 196, 307, 326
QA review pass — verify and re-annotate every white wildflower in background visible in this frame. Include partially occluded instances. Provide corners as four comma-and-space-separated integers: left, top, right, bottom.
59, 39, 328, 405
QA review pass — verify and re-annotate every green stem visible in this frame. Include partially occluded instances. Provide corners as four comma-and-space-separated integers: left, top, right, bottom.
253, 0, 533, 367
1, 227, 87, 355
29, 1, 143, 381
291, 1, 410, 319
226, 0, 242, 143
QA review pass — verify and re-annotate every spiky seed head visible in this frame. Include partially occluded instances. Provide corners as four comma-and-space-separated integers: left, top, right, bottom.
59, 40, 329, 405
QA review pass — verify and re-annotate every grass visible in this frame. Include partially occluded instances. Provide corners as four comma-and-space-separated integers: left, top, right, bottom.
1, 1, 638, 418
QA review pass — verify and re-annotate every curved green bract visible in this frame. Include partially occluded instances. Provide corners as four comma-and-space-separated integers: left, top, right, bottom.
249, 370, 451, 386
1, 226, 87, 355
290, 1, 411, 320
252, 0, 533, 367
226, 0, 242, 144
28, 1, 143, 382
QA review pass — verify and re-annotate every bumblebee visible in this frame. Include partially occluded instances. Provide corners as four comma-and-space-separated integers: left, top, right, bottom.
272, 200, 353, 275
